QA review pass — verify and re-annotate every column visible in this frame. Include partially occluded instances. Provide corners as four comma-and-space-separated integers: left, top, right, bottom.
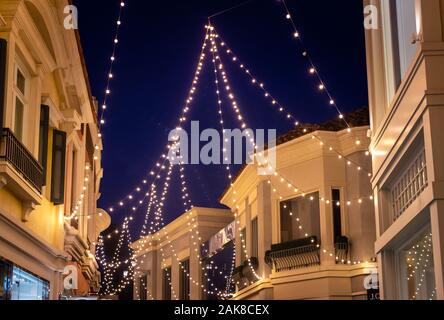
257, 180, 272, 278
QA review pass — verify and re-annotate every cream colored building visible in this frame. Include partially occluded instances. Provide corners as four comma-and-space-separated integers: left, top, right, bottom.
364, 0, 444, 300
221, 120, 378, 300
0, 0, 109, 300
131, 207, 233, 300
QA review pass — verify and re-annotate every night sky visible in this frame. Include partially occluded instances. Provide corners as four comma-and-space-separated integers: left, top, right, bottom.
73, 0, 369, 234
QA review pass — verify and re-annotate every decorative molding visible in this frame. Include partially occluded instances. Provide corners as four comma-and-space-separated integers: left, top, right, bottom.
0, 13, 6, 27
22, 201, 36, 222
0, 175, 7, 189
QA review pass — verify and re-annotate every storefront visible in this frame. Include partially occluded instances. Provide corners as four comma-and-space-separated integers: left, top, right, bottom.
0, 258, 50, 300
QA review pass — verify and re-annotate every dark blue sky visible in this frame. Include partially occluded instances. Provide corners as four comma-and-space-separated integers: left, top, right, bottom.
74, 0, 368, 232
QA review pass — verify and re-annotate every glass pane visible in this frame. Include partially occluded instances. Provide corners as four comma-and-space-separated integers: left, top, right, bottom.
16, 68, 25, 95
280, 192, 320, 243
395, 0, 418, 80
400, 228, 436, 300
14, 97, 24, 141
10, 266, 49, 300
0, 259, 13, 300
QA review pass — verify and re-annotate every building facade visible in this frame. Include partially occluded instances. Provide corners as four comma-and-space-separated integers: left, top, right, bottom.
364, 0, 444, 300
0, 0, 109, 300
220, 124, 378, 300
132, 207, 233, 300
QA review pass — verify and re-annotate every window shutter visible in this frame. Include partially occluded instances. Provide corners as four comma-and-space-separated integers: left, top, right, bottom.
39, 105, 50, 185
51, 129, 66, 205
0, 39, 7, 129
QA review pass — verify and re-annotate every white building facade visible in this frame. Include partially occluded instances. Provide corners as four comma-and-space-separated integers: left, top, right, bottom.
364, 0, 444, 300
221, 122, 378, 300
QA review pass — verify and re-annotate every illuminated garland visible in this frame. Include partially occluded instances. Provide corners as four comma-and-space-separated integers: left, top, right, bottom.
280, 0, 352, 131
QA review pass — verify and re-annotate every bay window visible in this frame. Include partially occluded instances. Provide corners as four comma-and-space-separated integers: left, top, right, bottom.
280, 192, 321, 243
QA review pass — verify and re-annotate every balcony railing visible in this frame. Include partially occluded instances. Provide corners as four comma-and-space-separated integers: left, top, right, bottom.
232, 257, 259, 291
0, 128, 43, 192
391, 149, 427, 222
265, 236, 320, 272
334, 236, 350, 264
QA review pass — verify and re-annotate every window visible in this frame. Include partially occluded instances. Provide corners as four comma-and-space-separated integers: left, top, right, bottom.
240, 228, 246, 263
332, 189, 343, 243
0, 258, 12, 300
392, 0, 418, 84
280, 192, 321, 243
179, 259, 190, 300
50, 130, 66, 205
70, 148, 78, 228
139, 275, 147, 301
162, 268, 172, 300
383, 0, 419, 97
0, 258, 49, 300
398, 227, 436, 300
251, 218, 258, 258
13, 64, 28, 142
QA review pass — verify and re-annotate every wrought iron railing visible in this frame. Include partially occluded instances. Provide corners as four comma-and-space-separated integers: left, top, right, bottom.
0, 128, 43, 192
232, 257, 259, 291
334, 236, 350, 264
265, 236, 320, 272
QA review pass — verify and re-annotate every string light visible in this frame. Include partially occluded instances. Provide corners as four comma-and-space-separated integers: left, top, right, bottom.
213, 28, 372, 178
99, 20, 377, 297
280, 0, 353, 131
209, 25, 262, 285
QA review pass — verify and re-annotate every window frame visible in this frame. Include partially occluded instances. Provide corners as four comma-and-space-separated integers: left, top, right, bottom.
12, 60, 29, 142
50, 129, 66, 205
279, 191, 321, 244
381, 0, 420, 103
394, 224, 435, 300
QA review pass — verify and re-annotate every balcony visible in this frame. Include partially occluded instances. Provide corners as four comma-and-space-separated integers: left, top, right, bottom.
0, 128, 43, 219
334, 236, 350, 264
232, 257, 259, 291
265, 236, 320, 272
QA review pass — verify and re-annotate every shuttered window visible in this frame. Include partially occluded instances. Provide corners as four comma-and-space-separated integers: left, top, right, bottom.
50, 130, 66, 205
0, 39, 7, 128
38, 105, 50, 184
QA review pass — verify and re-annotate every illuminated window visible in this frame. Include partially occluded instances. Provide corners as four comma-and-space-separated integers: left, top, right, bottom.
0, 258, 49, 301
398, 227, 436, 300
